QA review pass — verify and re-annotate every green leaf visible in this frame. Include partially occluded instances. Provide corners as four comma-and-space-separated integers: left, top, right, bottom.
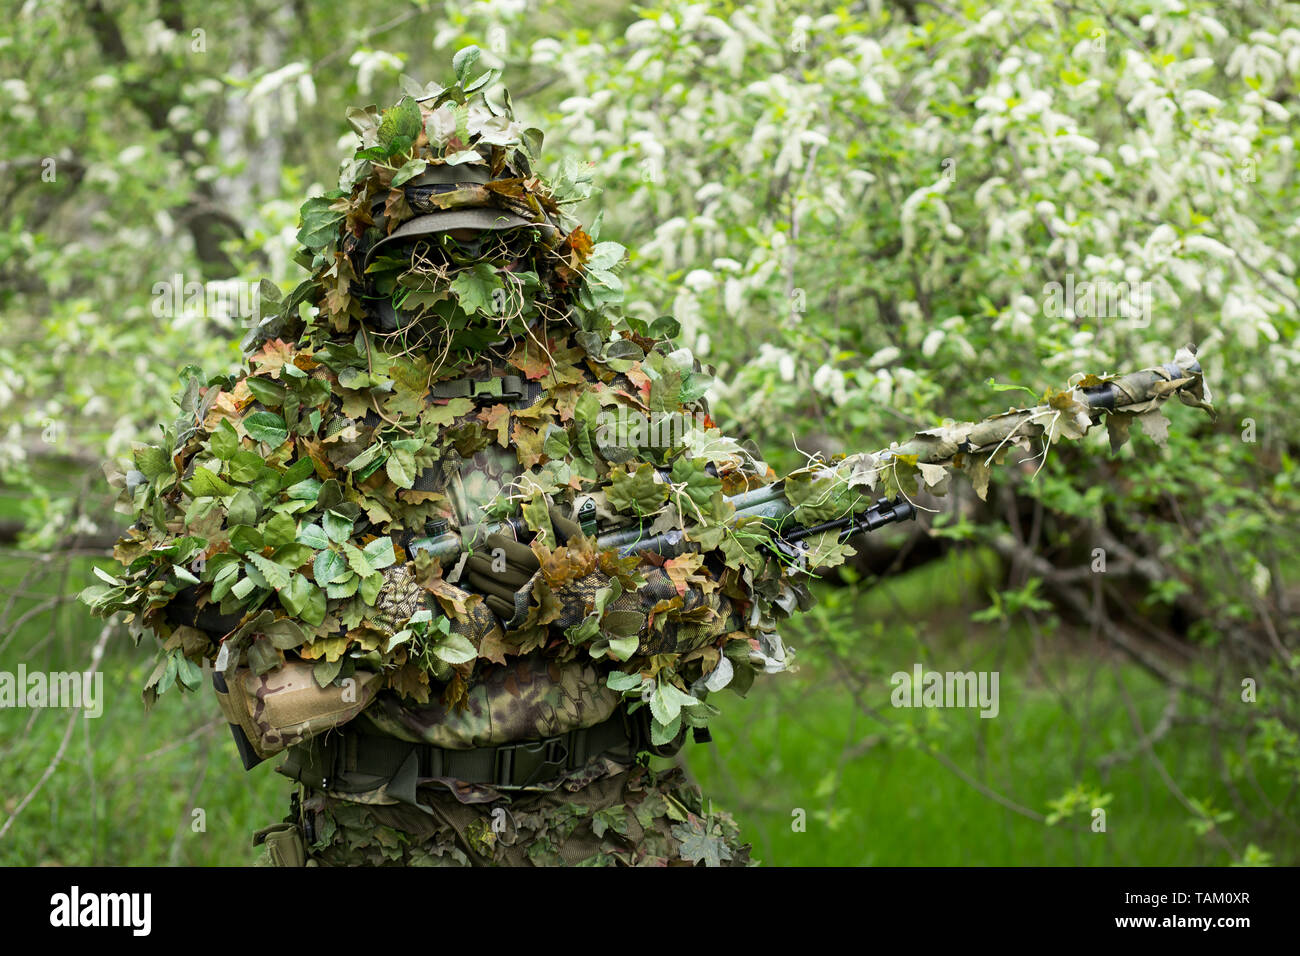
279, 574, 323, 622
262, 616, 307, 650
647, 315, 681, 338
229, 525, 264, 555
246, 377, 287, 407
452, 45, 482, 81
134, 444, 172, 480
297, 196, 344, 251
652, 682, 699, 724
176, 655, 203, 691
313, 549, 349, 586
543, 425, 570, 460
185, 467, 235, 499
91, 567, 121, 587
565, 615, 601, 646
362, 536, 397, 570
229, 450, 267, 483
247, 552, 292, 590
345, 443, 386, 474
587, 241, 626, 271
209, 561, 240, 601
390, 158, 427, 187
574, 390, 602, 431
606, 633, 640, 661
985, 378, 1038, 399
263, 512, 298, 549
171, 564, 200, 586
679, 371, 714, 404
246, 637, 282, 676
230, 575, 257, 601
650, 713, 681, 747
444, 149, 484, 165
670, 456, 723, 509
377, 95, 422, 155
386, 448, 417, 488
670, 821, 733, 867
323, 510, 354, 544
343, 543, 375, 578
210, 419, 240, 460
360, 570, 383, 606
317, 479, 344, 511
279, 456, 316, 489
607, 671, 644, 692
296, 523, 330, 550
326, 573, 360, 599
449, 264, 501, 316
601, 610, 644, 637
158, 653, 178, 696
607, 462, 668, 515
650, 687, 673, 726
433, 633, 477, 665
286, 477, 322, 501
313, 658, 343, 688
244, 411, 289, 448
270, 543, 313, 569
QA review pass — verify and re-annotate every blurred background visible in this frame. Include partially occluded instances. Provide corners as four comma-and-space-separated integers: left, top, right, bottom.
1, 0, 1296, 865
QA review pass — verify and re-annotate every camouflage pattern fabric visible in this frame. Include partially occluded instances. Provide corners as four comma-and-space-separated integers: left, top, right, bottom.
447, 441, 517, 528
276, 763, 752, 867
358, 654, 622, 750
369, 564, 426, 634
214, 661, 380, 761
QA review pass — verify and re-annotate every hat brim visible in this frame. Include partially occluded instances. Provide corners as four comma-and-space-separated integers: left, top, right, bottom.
365, 209, 553, 267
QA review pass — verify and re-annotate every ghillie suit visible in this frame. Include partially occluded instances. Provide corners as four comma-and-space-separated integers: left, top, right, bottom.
83, 51, 1213, 867
86, 54, 789, 867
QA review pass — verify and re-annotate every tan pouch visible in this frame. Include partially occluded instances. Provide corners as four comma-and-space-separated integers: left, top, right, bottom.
253, 822, 308, 867
213, 660, 380, 763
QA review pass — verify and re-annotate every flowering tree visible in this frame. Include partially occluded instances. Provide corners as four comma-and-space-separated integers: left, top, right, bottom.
1, 0, 1295, 862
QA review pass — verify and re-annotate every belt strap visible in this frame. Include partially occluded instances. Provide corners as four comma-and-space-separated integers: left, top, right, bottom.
429, 374, 525, 404
283, 708, 635, 797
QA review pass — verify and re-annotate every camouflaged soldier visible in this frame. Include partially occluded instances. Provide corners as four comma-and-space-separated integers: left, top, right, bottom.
86, 53, 810, 867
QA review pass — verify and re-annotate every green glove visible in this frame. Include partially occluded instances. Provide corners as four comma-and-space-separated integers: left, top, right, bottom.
463, 506, 583, 621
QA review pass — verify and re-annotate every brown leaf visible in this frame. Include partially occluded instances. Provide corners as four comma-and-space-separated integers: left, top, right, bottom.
250, 339, 297, 378
477, 403, 511, 447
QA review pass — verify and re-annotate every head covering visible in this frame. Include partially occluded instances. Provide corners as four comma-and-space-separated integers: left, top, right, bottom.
365, 164, 555, 269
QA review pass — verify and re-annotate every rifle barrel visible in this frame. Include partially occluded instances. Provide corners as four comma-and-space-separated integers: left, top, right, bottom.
412, 350, 1206, 565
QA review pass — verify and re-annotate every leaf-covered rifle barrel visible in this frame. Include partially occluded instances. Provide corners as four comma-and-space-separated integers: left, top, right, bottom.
1077, 354, 1203, 411
410, 347, 1213, 565
882, 346, 1211, 466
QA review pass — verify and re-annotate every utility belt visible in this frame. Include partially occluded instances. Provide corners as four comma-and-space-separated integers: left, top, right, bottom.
279, 706, 648, 800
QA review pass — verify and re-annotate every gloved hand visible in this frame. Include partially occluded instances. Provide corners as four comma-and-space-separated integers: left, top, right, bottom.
463, 506, 582, 622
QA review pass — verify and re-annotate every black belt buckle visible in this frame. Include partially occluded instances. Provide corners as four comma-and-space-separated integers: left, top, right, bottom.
493, 735, 568, 790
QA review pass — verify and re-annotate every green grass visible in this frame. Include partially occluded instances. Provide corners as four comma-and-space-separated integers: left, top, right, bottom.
0, 551, 284, 865
686, 548, 1297, 866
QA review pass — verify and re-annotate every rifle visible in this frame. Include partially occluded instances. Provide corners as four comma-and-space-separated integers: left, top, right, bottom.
408, 346, 1213, 565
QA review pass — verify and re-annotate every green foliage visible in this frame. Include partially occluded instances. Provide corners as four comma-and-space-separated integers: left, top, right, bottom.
2, 0, 1297, 865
